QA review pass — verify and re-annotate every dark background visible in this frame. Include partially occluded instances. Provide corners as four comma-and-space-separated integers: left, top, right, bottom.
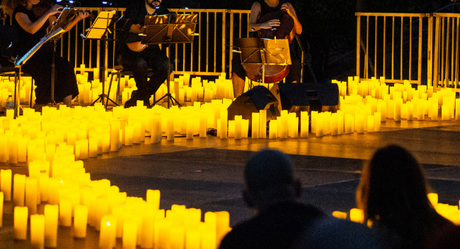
74, 0, 454, 81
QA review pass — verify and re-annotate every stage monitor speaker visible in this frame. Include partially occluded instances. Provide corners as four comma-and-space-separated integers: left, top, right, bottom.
227, 85, 280, 122
273, 83, 339, 111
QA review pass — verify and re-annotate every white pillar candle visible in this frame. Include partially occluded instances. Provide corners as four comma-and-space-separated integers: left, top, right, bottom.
89, 137, 98, 158
74, 205, 88, 238
1, 169, 12, 201
59, 199, 72, 227
259, 110, 266, 139
14, 206, 28, 240
220, 110, 228, 139
300, 111, 309, 138
146, 189, 160, 209
124, 125, 133, 146
170, 225, 185, 249
0, 192, 3, 227
100, 215, 117, 249
269, 120, 277, 139
141, 210, 155, 249
13, 174, 26, 207
25, 177, 38, 215
111, 120, 121, 152
235, 115, 242, 139
251, 113, 259, 139
31, 214, 45, 249
123, 220, 138, 249
44, 204, 58, 248
8, 136, 18, 165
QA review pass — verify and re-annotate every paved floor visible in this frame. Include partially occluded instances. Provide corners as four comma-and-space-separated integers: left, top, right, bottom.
1, 118, 460, 248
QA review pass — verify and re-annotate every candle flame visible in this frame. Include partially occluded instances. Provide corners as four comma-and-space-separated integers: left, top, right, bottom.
106, 221, 111, 226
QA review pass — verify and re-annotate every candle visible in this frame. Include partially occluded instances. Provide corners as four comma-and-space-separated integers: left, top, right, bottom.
141, 210, 155, 249
201, 229, 217, 249
44, 204, 58, 248
59, 199, 72, 227
0, 192, 3, 227
100, 215, 117, 249
259, 110, 267, 139
349, 208, 364, 223
170, 225, 185, 249
74, 205, 89, 238
185, 228, 200, 249
123, 220, 138, 249
251, 113, 259, 139
220, 109, 227, 139
146, 189, 160, 209
25, 177, 38, 215
216, 211, 230, 247
1, 169, 12, 201
30, 214, 45, 249
300, 111, 309, 138
13, 174, 26, 207
235, 115, 242, 139
14, 206, 28, 240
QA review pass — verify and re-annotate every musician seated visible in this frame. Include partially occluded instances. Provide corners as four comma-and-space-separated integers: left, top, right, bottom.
232, 0, 303, 98
2, 0, 89, 111
117, 0, 174, 108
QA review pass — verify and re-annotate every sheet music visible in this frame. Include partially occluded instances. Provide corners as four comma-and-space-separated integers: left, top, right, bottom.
47, 7, 79, 35
84, 10, 116, 39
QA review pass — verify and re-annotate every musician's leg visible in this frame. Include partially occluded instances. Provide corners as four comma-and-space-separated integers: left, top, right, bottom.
22, 55, 51, 106
232, 73, 245, 98
147, 49, 172, 100
120, 52, 150, 107
54, 56, 79, 105
231, 53, 247, 98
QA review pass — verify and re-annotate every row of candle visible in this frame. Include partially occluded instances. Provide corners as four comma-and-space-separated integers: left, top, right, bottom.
0, 159, 232, 248
332, 193, 460, 226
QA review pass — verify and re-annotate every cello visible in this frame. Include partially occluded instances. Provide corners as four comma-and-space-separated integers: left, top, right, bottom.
243, 0, 294, 83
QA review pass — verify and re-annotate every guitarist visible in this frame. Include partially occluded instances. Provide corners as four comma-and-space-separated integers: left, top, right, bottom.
118, 0, 173, 108
232, 0, 303, 97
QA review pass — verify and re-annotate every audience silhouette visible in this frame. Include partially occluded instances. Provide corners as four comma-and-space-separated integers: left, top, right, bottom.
355, 145, 455, 249
218, 148, 326, 249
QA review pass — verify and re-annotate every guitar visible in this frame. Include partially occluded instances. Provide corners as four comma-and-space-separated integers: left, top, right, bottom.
126, 41, 148, 52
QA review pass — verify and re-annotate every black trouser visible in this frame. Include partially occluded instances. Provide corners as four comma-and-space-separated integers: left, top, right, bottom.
118, 46, 173, 99
22, 50, 79, 105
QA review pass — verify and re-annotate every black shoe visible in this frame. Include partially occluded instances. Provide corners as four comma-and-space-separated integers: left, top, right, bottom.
124, 97, 137, 108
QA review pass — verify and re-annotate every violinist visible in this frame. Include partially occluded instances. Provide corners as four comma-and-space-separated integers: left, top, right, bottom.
232, 0, 303, 97
2, 0, 89, 111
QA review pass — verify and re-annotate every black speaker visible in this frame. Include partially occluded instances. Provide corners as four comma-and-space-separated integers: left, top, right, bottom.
227, 86, 280, 122
274, 83, 339, 111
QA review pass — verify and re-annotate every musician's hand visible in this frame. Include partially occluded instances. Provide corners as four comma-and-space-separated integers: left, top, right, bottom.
281, 3, 294, 17
77, 11, 90, 20
262, 19, 280, 30
129, 24, 143, 33
47, 4, 63, 17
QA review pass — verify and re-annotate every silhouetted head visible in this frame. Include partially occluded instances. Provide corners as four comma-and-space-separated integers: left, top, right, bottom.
356, 145, 438, 232
243, 148, 300, 212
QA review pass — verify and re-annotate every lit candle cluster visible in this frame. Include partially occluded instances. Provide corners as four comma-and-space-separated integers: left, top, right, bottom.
3, 164, 231, 248
333, 193, 460, 226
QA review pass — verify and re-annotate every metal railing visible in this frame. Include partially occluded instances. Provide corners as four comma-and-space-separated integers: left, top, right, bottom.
356, 11, 460, 91
0, 6, 252, 78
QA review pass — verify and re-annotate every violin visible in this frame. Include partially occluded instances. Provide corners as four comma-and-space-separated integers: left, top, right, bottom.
32, 0, 53, 19
243, 0, 294, 83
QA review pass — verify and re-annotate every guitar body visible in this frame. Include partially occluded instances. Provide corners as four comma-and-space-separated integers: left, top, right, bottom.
126, 41, 147, 52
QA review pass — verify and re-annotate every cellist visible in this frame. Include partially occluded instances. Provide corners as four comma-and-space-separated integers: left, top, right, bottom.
232, 0, 302, 97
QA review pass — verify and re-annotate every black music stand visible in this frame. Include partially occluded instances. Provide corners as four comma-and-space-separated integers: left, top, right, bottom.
142, 13, 198, 108
238, 37, 291, 84
82, 10, 117, 108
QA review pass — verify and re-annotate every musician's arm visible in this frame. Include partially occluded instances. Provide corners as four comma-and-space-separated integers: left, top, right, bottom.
63, 11, 90, 32
15, 5, 61, 34
284, 2, 302, 35
248, 2, 280, 31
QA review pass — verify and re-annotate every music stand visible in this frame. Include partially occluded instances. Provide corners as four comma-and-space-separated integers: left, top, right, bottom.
15, 28, 67, 111
238, 37, 291, 84
142, 13, 198, 108
82, 10, 117, 108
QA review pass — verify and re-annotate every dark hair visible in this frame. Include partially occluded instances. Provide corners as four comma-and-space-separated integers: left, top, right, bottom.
2, 0, 28, 15
356, 145, 450, 248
